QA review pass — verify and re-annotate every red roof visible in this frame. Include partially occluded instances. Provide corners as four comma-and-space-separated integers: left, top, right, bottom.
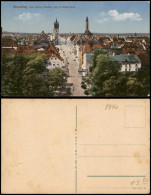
2, 37, 18, 47
2, 48, 16, 54
80, 43, 103, 53
70, 34, 76, 41
14, 48, 63, 61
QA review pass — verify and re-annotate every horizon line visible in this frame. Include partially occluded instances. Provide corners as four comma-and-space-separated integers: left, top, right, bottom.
2, 31, 150, 34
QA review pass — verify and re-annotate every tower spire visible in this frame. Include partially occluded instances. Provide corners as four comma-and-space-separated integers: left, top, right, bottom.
85, 16, 89, 31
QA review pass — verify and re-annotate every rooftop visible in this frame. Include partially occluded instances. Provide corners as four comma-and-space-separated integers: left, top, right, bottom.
84, 30, 93, 36
109, 54, 141, 63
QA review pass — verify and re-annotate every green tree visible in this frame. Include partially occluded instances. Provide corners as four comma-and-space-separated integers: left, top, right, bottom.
2, 54, 29, 96
90, 54, 120, 96
90, 48, 108, 72
1, 53, 66, 96
136, 68, 150, 96
22, 54, 50, 96
48, 68, 66, 93
126, 75, 143, 96
82, 51, 149, 97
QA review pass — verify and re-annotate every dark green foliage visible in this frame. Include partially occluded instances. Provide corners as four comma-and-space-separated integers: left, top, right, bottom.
81, 83, 87, 89
82, 51, 150, 97
84, 89, 90, 96
90, 48, 108, 71
1, 53, 65, 96
48, 68, 66, 91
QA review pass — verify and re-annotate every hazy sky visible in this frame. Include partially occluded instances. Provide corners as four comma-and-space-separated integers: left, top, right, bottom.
1, 1, 150, 33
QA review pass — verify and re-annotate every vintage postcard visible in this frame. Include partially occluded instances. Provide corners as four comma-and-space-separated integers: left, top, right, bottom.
1, 1, 150, 97
1, 99, 150, 194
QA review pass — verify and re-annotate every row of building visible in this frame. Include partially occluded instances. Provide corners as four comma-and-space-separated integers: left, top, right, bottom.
2, 30, 66, 71
2, 19, 67, 73
66, 17, 150, 76
1, 17, 150, 76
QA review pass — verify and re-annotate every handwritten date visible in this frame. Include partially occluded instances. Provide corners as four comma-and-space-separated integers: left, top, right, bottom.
105, 104, 118, 110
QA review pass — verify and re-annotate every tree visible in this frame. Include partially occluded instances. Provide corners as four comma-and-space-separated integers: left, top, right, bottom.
84, 89, 90, 96
1, 53, 66, 96
135, 68, 150, 96
90, 48, 108, 72
81, 83, 87, 89
2, 54, 29, 96
22, 54, 50, 96
115, 75, 128, 96
126, 75, 143, 96
48, 68, 66, 92
82, 51, 149, 97
90, 54, 120, 96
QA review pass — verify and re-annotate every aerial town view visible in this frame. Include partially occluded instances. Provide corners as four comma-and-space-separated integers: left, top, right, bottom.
1, 1, 150, 97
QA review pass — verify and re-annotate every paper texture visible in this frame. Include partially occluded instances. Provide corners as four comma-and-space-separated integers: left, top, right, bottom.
1, 99, 150, 194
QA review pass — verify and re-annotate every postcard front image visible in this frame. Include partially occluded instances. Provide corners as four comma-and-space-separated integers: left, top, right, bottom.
1, 1, 150, 97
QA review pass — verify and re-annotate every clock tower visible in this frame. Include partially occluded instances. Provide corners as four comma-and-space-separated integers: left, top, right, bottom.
53, 18, 59, 44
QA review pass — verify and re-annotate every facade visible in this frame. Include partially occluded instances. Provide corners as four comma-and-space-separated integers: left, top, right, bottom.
109, 54, 141, 72
22, 31, 63, 71
46, 56, 65, 71
33, 31, 63, 70
47, 33, 53, 41
82, 53, 92, 74
79, 38, 103, 70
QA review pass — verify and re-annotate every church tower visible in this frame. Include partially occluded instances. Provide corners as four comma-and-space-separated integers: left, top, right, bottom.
84, 16, 92, 36
53, 18, 59, 44
85, 16, 89, 32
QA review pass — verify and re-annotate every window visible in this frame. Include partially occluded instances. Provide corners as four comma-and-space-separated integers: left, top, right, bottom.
53, 64, 55, 66
55, 58, 57, 60
129, 64, 131, 71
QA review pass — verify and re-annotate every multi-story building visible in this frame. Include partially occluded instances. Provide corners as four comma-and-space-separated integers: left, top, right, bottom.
109, 54, 141, 72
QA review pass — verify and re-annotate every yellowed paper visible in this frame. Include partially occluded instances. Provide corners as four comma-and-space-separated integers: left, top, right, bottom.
1, 99, 150, 194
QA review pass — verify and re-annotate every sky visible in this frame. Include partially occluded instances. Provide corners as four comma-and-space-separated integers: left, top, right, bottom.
1, 1, 150, 33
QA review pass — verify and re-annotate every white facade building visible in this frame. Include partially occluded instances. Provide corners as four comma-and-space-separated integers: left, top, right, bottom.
109, 54, 141, 72
46, 57, 65, 71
